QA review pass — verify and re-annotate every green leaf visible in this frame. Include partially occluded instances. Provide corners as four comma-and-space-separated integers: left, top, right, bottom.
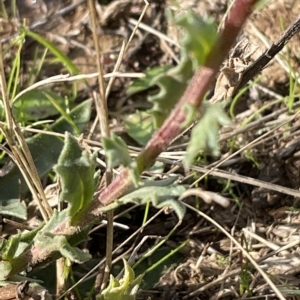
35, 233, 91, 264
33, 210, 92, 264
43, 92, 80, 135
102, 133, 132, 168
53, 235, 92, 263
148, 55, 194, 127
0, 199, 26, 220
0, 99, 92, 220
127, 65, 172, 96
124, 111, 155, 146
100, 177, 186, 221
183, 102, 231, 170
134, 246, 183, 290
55, 133, 98, 221
97, 259, 144, 300
1, 232, 21, 261
10, 89, 67, 122
0, 261, 11, 280
139, 11, 216, 128
174, 11, 217, 67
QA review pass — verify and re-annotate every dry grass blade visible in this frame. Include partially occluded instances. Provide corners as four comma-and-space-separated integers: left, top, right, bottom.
0, 36, 52, 221
184, 203, 286, 300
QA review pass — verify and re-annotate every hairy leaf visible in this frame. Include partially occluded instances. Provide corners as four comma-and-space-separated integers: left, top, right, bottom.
100, 177, 186, 221
127, 65, 172, 96
33, 210, 91, 263
0, 199, 26, 220
174, 11, 217, 67
127, 11, 217, 132
0, 99, 92, 220
148, 12, 217, 127
148, 55, 193, 128
55, 133, 98, 221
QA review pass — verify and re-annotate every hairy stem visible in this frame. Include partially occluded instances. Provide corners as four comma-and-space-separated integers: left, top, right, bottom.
95, 0, 259, 209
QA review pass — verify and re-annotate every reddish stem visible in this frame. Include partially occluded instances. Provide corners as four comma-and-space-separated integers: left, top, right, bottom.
97, 0, 259, 208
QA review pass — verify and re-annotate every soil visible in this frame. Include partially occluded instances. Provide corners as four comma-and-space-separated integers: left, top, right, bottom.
2, 0, 300, 299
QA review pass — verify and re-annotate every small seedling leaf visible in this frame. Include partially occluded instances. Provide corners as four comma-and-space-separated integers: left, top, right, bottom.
97, 259, 143, 300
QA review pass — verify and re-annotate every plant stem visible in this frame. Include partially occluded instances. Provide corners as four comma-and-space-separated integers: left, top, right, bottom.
95, 0, 260, 210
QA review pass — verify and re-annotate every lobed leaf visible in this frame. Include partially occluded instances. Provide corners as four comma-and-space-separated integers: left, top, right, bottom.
100, 177, 186, 221
126, 11, 218, 140
183, 102, 231, 169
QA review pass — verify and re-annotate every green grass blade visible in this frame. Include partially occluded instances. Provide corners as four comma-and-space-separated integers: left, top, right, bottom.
24, 29, 80, 75
43, 92, 80, 135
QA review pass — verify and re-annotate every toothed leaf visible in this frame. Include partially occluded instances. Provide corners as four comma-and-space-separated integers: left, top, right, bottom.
183, 102, 230, 169
175, 11, 217, 67
33, 210, 91, 264
127, 11, 217, 131
100, 177, 186, 221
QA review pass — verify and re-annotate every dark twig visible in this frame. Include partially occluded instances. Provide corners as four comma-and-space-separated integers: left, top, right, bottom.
237, 16, 300, 90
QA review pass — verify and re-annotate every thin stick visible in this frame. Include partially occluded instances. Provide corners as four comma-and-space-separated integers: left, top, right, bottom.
86, 0, 113, 292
